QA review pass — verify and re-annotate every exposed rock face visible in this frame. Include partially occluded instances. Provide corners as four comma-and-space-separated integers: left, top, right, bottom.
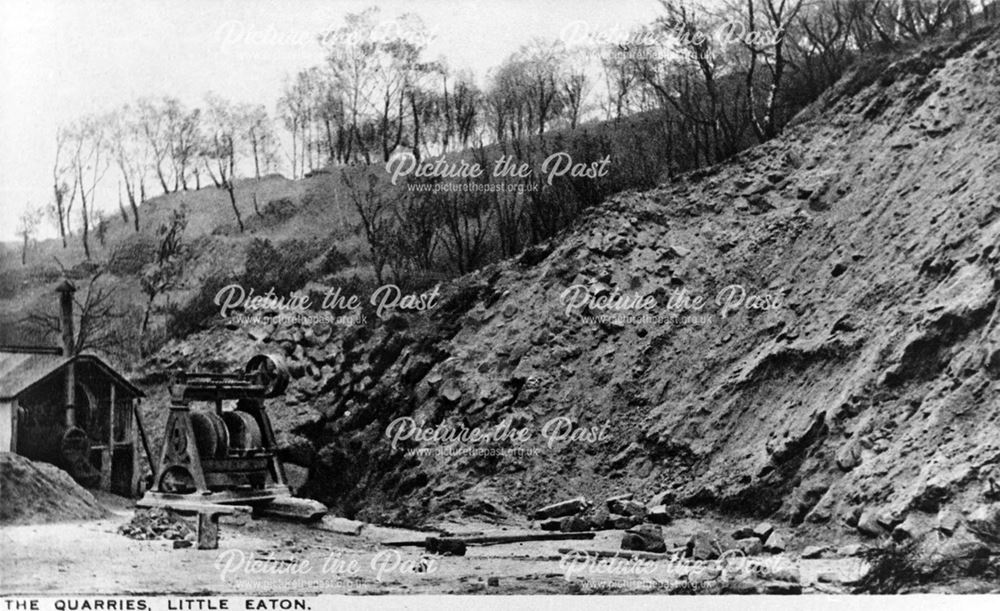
148, 28, 1000, 528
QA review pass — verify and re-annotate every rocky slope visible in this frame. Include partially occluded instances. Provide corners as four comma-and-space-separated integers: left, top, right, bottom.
147, 26, 1000, 537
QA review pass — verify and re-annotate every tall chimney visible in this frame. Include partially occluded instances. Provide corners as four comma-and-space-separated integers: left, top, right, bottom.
55, 280, 76, 427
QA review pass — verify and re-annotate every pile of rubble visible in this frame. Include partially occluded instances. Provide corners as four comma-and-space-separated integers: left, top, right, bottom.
531, 492, 794, 559
118, 508, 195, 543
0, 453, 110, 525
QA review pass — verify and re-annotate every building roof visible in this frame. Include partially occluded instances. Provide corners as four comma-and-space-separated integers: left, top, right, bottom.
0, 348, 145, 401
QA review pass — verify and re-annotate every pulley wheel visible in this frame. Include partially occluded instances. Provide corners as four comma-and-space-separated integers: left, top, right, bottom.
59, 426, 91, 462
245, 353, 289, 398
190, 411, 229, 458
223, 411, 262, 452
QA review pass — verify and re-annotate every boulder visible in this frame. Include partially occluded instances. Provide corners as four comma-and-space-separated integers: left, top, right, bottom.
856, 509, 887, 537
936, 509, 960, 536
559, 515, 590, 533
835, 442, 862, 471
762, 582, 802, 595
764, 531, 787, 553
647, 491, 675, 507
621, 524, 666, 553
891, 514, 923, 542
585, 506, 610, 531
646, 504, 672, 525
607, 498, 647, 518
733, 526, 756, 540
801, 545, 827, 559
687, 531, 721, 560
917, 538, 991, 578
539, 519, 562, 532
835, 543, 867, 557
734, 537, 763, 556
753, 522, 775, 540
966, 503, 1000, 545
605, 513, 642, 530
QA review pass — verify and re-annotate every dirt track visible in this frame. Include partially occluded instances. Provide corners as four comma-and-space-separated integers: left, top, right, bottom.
1, 502, 869, 596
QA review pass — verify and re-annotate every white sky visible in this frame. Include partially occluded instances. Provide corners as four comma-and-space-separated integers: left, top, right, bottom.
0, 0, 667, 242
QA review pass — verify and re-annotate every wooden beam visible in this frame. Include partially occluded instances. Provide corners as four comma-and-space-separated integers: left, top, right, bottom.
133, 400, 155, 474
101, 382, 115, 490
384, 532, 598, 547
131, 399, 141, 497
11, 399, 18, 453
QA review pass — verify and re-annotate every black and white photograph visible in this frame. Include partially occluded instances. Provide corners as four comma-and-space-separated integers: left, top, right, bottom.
1, 0, 999, 607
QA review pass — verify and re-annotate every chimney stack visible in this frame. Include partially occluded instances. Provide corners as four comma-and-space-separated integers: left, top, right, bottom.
55, 280, 76, 427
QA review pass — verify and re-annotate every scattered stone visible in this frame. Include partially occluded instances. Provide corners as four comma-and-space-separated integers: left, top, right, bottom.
605, 493, 634, 503
876, 507, 905, 530
844, 507, 862, 528
532, 497, 589, 520
763, 531, 786, 553
856, 509, 887, 537
732, 527, 756, 540
753, 522, 775, 541
917, 538, 991, 577
118, 508, 195, 541
440, 380, 462, 403
172, 540, 192, 549
686, 531, 721, 560
891, 514, 923, 542
965, 503, 1000, 545
487, 577, 500, 587
425, 537, 467, 556
315, 516, 365, 536
936, 509, 960, 536
621, 524, 666, 553
762, 582, 802, 595
646, 505, 672, 525
835, 442, 862, 471
605, 513, 641, 530
835, 543, 867, 557
584, 506, 610, 531
733, 537, 763, 555
768, 565, 801, 584
647, 491, 674, 507
817, 572, 840, 584
607, 498, 646, 518
801, 545, 827, 559
560, 515, 590, 533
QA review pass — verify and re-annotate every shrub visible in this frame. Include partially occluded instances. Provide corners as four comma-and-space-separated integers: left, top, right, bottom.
165, 272, 234, 339
241, 238, 322, 297
107, 234, 158, 276
320, 245, 351, 276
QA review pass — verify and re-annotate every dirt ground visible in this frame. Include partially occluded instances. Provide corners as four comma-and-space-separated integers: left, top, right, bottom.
0, 497, 868, 596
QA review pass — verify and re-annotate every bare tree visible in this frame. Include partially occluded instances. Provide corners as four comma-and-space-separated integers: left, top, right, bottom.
106, 105, 148, 231
204, 94, 248, 232
16, 205, 43, 265
139, 206, 188, 333
742, 0, 805, 140
26, 268, 126, 356
136, 97, 174, 194
68, 115, 110, 259
560, 62, 590, 129
342, 170, 396, 284
51, 127, 78, 247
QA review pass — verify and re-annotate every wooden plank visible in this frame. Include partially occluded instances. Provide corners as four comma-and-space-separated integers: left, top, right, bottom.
384, 531, 598, 547
131, 400, 141, 497
102, 382, 115, 491
557, 547, 684, 561
136, 497, 252, 516
133, 400, 156, 474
